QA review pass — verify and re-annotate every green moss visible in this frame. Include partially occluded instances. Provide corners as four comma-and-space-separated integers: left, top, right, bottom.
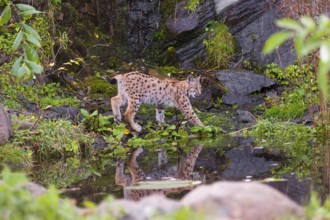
0, 30, 17, 55
161, 0, 178, 16
30, 15, 53, 59
158, 65, 181, 77
0, 69, 79, 109
85, 76, 117, 98
163, 46, 178, 65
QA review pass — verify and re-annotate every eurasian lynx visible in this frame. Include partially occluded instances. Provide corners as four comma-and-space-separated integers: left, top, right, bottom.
110, 71, 203, 132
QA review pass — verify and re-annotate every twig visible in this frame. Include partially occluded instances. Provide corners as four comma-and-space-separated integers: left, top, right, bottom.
228, 124, 257, 136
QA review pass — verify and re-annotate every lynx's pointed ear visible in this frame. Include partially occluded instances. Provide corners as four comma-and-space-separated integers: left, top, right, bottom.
187, 75, 194, 83
196, 75, 201, 81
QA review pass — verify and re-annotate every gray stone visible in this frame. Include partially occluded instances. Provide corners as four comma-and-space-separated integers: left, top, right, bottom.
23, 182, 47, 197
126, 0, 161, 57
237, 110, 255, 123
0, 104, 12, 145
165, 0, 216, 68
96, 195, 180, 220
181, 181, 305, 220
217, 69, 275, 105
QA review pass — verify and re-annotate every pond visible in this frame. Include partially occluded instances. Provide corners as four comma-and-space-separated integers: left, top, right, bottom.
30, 134, 323, 205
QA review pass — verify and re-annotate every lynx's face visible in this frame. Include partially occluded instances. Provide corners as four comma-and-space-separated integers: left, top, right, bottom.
187, 75, 202, 98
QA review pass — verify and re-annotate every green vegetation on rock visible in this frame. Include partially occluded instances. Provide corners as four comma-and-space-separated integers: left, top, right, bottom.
203, 21, 235, 69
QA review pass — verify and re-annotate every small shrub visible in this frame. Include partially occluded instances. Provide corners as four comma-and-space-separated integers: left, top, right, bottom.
264, 63, 316, 89
34, 119, 92, 158
203, 21, 235, 68
265, 88, 308, 120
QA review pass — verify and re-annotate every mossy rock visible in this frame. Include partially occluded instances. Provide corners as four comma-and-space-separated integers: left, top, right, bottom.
85, 76, 117, 98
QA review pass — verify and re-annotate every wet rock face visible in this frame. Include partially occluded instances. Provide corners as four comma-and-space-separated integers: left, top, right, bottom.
126, 0, 161, 57
0, 104, 12, 145
162, 0, 295, 68
217, 69, 275, 106
217, 0, 295, 67
165, 0, 216, 68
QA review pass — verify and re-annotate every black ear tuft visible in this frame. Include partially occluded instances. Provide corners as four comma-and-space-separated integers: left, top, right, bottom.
110, 78, 117, 84
187, 75, 194, 83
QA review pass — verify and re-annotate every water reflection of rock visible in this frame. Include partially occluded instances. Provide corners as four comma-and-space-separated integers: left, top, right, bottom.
264, 174, 311, 205
115, 145, 203, 200
223, 138, 279, 179
222, 138, 311, 204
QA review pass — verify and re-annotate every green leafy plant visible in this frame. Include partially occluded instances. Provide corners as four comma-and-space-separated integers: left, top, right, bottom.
0, 1, 44, 79
190, 125, 223, 137
0, 167, 80, 219
100, 123, 129, 158
264, 63, 317, 89
80, 109, 113, 133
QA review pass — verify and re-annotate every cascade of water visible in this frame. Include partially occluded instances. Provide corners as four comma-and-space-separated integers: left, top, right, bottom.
214, 0, 239, 14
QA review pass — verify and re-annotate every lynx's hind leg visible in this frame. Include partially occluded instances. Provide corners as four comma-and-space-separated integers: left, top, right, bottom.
111, 94, 126, 123
124, 99, 142, 132
155, 108, 165, 124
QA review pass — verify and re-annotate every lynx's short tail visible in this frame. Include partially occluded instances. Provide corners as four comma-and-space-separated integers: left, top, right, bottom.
110, 75, 123, 84
110, 78, 117, 84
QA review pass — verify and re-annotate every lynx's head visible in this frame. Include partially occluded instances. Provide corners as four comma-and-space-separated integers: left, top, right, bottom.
186, 75, 202, 98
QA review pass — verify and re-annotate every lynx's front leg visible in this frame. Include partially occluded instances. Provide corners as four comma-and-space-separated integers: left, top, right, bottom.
178, 98, 203, 126
124, 99, 142, 132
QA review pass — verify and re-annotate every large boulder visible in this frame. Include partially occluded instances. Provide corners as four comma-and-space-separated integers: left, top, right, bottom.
217, 69, 275, 106
94, 181, 304, 220
181, 181, 305, 220
0, 104, 12, 145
